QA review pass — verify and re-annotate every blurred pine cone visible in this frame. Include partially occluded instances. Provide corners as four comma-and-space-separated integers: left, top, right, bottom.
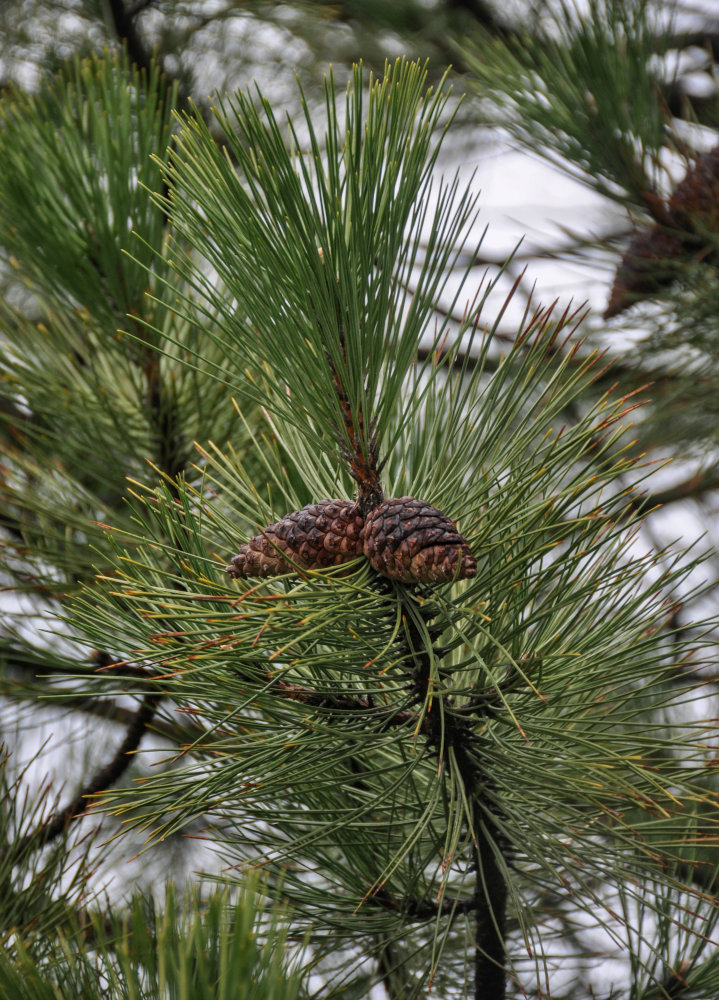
669, 144, 719, 227
227, 499, 364, 578
604, 226, 684, 319
605, 144, 719, 319
362, 496, 476, 584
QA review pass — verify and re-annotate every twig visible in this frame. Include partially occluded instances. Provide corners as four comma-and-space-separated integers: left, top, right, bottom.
0, 672, 200, 747
376, 937, 406, 1000
106, 0, 156, 77
268, 678, 421, 727
647, 960, 692, 999
15, 663, 161, 856
625, 470, 719, 517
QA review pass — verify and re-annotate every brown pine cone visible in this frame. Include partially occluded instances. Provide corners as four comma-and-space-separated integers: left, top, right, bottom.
668, 143, 719, 226
227, 499, 364, 578
605, 143, 719, 319
604, 226, 684, 319
362, 497, 476, 584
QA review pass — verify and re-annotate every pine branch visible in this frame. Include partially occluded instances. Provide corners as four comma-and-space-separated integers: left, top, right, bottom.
106, 0, 155, 77
376, 938, 404, 1000
649, 962, 692, 999
662, 26, 719, 63
269, 678, 418, 727
0, 877, 305, 1000
416, 338, 719, 509
0, 670, 200, 747
625, 470, 719, 516
16, 673, 161, 856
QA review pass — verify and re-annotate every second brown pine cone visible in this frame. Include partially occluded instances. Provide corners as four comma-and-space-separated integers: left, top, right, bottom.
605, 143, 719, 318
362, 496, 476, 584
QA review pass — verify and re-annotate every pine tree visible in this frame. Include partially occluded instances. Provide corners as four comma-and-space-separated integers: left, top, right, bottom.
0, 26, 717, 1000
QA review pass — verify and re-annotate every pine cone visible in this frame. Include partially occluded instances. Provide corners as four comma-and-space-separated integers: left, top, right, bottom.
227, 499, 364, 578
362, 497, 476, 584
605, 143, 719, 318
668, 144, 719, 226
604, 226, 684, 319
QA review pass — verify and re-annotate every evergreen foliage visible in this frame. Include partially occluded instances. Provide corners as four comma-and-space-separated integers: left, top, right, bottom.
460, 0, 719, 459
0, 11, 717, 1000
0, 871, 304, 1000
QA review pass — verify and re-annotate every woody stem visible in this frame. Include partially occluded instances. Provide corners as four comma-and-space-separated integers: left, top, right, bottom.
403, 595, 507, 1000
